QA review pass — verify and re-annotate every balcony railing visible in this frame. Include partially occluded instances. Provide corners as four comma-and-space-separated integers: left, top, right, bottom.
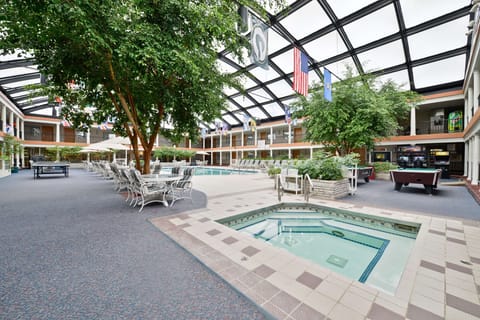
397, 120, 463, 136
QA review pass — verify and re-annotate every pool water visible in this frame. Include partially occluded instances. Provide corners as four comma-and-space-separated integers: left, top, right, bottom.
220, 206, 418, 294
193, 167, 257, 175
163, 166, 257, 176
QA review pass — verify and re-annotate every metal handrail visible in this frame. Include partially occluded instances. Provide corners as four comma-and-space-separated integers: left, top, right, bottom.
304, 173, 313, 202
277, 174, 284, 202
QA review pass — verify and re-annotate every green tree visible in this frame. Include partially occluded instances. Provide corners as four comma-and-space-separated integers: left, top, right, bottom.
294, 67, 420, 156
0, 0, 284, 173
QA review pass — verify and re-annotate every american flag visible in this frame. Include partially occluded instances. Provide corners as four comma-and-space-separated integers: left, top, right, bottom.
99, 121, 108, 131
62, 119, 71, 127
293, 47, 309, 96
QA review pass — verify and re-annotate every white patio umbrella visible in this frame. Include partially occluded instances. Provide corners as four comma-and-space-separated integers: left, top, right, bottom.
195, 151, 210, 165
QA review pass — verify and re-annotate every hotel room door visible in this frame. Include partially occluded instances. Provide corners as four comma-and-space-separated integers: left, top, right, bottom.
41, 126, 54, 141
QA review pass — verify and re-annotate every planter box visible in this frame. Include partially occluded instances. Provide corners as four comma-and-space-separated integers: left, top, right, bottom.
310, 178, 349, 200
375, 172, 392, 181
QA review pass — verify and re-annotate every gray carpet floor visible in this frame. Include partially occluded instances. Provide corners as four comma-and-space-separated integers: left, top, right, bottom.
339, 178, 480, 221
0, 169, 269, 320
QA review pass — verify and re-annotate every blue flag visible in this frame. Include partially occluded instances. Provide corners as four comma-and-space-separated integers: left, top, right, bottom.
284, 105, 291, 124
324, 68, 332, 102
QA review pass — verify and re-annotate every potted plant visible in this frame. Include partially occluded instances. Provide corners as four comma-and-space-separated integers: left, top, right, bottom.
372, 161, 398, 181
1, 135, 21, 173
267, 166, 281, 178
297, 151, 350, 200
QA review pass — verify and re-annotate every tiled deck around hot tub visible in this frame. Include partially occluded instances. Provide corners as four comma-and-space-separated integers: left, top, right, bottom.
150, 175, 480, 320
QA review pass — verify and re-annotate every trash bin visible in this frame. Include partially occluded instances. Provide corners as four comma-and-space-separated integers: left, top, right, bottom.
435, 165, 449, 179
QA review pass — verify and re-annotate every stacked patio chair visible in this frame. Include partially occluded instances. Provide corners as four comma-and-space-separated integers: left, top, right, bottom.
171, 166, 180, 175
151, 162, 162, 174
109, 163, 129, 192
168, 167, 194, 207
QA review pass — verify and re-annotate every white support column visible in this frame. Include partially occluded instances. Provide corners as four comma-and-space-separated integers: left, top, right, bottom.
219, 133, 222, 148
288, 124, 292, 144
270, 127, 273, 145
241, 131, 244, 147
155, 134, 159, 147
229, 132, 232, 148
465, 97, 469, 126
86, 128, 91, 144
472, 135, 479, 185
474, 70, 479, 115
410, 105, 416, 136
468, 87, 474, 122
21, 119, 24, 140
9, 112, 13, 134
15, 116, 20, 139
464, 140, 469, 177
20, 118, 25, 167
1, 105, 6, 132
469, 138, 474, 181
254, 129, 257, 147
56, 123, 60, 142
14, 115, 19, 166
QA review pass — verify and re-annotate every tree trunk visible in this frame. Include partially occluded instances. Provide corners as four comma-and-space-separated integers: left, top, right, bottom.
142, 147, 152, 174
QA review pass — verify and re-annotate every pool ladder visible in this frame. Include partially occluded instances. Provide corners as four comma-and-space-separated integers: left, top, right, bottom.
277, 174, 284, 202
277, 173, 313, 203
304, 174, 313, 202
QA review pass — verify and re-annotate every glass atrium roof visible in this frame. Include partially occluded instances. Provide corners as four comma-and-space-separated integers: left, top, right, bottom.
0, 0, 473, 130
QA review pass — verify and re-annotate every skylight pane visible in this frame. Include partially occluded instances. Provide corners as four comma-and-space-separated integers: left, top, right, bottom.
238, 75, 258, 89
249, 65, 280, 82
327, 0, 377, 19
303, 31, 348, 63
268, 26, 291, 54
225, 48, 250, 68
216, 60, 237, 74
358, 40, 405, 72
223, 86, 238, 96
375, 70, 411, 91
222, 114, 240, 125
264, 0, 296, 15
408, 17, 469, 60
248, 88, 272, 103
0, 67, 38, 78
226, 101, 240, 112
400, 0, 470, 28
266, 79, 295, 98
323, 57, 357, 82
412, 55, 465, 88
279, 1, 330, 39
263, 102, 287, 117
247, 107, 269, 119
343, 5, 398, 47
270, 49, 295, 74
232, 95, 254, 107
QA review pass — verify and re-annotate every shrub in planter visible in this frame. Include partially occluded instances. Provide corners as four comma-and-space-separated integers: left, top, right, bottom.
372, 161, 398, 180
267, 166, 281, 177
296, 151, 349, 200
372, 161, 398, 173
297, 151, 344, 180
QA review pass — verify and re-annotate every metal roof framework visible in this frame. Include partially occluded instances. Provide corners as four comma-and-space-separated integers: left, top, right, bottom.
0, 0, 473, 130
